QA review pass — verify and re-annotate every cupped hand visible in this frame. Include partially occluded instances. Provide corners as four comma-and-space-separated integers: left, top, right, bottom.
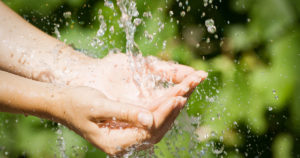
57, 85, 187, 155
56, 86, 154, 154
63, 53, 207, 110
53, 52, 207, 155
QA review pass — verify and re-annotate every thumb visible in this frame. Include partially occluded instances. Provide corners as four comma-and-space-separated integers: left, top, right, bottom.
95, 100, 153, 129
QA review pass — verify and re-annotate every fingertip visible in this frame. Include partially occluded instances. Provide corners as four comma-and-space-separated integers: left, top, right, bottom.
177, 85, 189, 95
196, 70, 208, 81
187, 75, 201, 88
137, 111, 153, 129
152, 97, 178, 128
176, 96, 187, 108
189, 71, 208, 87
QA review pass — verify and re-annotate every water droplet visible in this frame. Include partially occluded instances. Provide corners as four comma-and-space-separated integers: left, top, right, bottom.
63, 11, 71, 19
143, 11, 152, 18
169, 11, 174, 16
96, 10, 107, 37
109, 26, 114, 33
208, 26, 216, 34
268, 107, 273, 111
219, 136, 224, 142
54, 24, 61, 39
144, 31, 153, 42
204, 0, 208, 7
162, 40, 167, 49
205, 19, 216, 34
212, 145, 224, 155
179, 2, 183, 7
187, 6, 191, 12
206, 37, 211, 43
180, 11, 186, 17
210, 131, 216, 137
273, 89, 279, 100
133, 18, 142, 26
104, 0, 114, 9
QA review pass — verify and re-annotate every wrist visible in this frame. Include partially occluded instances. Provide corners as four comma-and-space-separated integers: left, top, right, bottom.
26, 83, 67, 123
41, 85, 72, 125
45, 47, 98, 85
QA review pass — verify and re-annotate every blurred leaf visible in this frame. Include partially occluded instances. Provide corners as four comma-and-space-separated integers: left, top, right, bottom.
66, 0, 85, 8
3, 0, 63, 16
272, 133, 293, 158
250, 0, 295, 41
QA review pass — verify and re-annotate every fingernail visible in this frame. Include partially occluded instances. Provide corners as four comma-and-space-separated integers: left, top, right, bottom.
138, 112, 153, 128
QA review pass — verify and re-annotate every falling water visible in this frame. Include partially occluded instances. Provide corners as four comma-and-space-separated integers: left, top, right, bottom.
116, 0, 172, 99
97, 0, 219, 156
117, 0, 145, 95
56, 124, 67, 158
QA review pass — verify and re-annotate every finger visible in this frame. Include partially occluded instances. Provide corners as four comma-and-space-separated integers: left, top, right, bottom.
147, 71, 205, 111
93, 100, 154, 129
146, 57, 196, 83
165, 71, 207, 97
85, 123, 119, 155
147, 71, 207, 112
151, 105, 183, 143
88, 123, 150, 156
153, 96, 187, 129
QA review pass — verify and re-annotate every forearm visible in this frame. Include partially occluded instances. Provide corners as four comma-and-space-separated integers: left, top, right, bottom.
0, 2, 92, 84
0, 70, 65, 122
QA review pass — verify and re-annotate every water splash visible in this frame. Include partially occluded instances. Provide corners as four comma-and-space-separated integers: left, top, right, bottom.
56, 123, 67, 158
116, 0, 167, 98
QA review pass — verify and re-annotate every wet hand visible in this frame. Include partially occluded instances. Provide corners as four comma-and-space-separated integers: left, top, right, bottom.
56, 86, 154, 154
64, 53, 207, 109
53, 52, 207, 155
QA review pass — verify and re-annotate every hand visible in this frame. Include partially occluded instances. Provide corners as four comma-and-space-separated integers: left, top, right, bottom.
61, 53, 207, 110
56, 86, 155, 155
59, 87, 190, 155
54, 52, 207, 155
0, 70, 157, 155
58, 86, 188, 155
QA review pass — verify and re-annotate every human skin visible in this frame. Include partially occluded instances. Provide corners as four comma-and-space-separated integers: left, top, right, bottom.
0, 70, 155, 152
0, 1, 207, 155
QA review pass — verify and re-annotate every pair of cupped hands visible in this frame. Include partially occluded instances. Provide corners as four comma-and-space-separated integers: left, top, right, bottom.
49, 52, 207, 155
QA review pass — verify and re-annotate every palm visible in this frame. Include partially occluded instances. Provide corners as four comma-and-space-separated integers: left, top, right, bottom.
68, 53, 206, 110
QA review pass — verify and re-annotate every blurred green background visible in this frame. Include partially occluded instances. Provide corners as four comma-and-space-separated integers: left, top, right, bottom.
1, 0, 300, 157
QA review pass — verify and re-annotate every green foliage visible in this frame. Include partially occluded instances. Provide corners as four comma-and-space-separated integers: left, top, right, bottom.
1, 0, 300, 157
